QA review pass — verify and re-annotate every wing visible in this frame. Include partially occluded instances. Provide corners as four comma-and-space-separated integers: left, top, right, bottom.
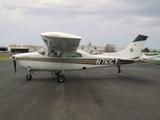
40, 32, 82, 51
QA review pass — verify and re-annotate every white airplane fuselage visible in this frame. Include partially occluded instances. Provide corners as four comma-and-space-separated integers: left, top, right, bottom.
15, 50, 119, 72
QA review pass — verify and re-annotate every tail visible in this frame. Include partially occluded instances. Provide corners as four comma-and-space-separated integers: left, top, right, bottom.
118, 34, 148, 58
102, 34, 148, 59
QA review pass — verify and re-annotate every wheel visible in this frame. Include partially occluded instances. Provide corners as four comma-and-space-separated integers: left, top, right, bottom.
26, 74, 32, 80
57, 75, 65, 83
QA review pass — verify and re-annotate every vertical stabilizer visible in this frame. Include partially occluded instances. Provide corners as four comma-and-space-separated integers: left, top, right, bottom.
119, 34, 148, 58
102, 34, 148, 59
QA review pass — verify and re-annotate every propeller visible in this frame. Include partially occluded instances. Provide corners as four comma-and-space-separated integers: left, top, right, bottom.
12, 55, 17, 73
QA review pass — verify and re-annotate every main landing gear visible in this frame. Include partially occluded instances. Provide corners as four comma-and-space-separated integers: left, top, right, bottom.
117, 65, 121, 73
55, 71, 65, 83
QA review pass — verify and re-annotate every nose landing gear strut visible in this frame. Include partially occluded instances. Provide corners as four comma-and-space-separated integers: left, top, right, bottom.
26, 74, 32, 80
26, 70, 33, 80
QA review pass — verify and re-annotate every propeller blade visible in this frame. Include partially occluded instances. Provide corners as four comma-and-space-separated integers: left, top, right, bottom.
13, 58, 17, 73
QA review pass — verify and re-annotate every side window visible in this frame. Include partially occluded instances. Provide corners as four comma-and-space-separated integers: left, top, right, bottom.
66, 51, 82, 58
48, 50, 62, 57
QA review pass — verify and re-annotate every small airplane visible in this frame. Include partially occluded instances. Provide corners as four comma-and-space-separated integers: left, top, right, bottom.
11, 32, 148, 83
141, 53, 160, 62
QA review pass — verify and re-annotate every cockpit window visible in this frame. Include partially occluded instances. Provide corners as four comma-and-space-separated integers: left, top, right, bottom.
48, 50, 62, 57
38, 47, 46, 55
66, 51, 82, 58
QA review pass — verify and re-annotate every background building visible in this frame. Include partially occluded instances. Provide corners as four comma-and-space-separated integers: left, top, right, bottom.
0, 46, 8, 52
9, 44, 43, 53
105, 44, 116, 52
78, 43, 128, 54
22, 45, 43, 52
78, 42, 105, 54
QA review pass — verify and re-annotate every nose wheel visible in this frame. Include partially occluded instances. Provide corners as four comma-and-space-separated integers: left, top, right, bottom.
26, 74, 32, 80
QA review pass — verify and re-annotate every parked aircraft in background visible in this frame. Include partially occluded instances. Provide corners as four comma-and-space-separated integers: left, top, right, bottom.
11, 32, 148, 83
141, 53, 160, 62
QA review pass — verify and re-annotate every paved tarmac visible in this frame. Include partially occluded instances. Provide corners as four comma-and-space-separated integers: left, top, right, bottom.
0, 62, 160, 120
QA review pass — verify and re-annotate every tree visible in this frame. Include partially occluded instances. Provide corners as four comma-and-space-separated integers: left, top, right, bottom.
142, 47, 150, 52
152, 49, 158, 53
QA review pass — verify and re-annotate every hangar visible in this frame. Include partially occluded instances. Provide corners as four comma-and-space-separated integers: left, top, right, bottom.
9, 44, 43, 53
10, 47, 29, 53
0, 46, 8, 52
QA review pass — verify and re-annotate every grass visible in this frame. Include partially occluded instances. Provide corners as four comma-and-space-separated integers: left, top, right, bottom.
0, 53, 12, 62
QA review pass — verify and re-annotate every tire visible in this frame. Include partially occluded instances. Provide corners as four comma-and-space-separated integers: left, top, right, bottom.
57, 75, 65, 83
26, 74, 32, 80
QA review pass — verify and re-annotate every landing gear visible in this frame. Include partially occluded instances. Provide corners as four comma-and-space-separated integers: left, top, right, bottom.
26, 74, 32, 80
55, 71, 65, 83
55, 72, 60, 77
57, 75, 65, 83
117, 65, 121, 73
26, 71, 33, 80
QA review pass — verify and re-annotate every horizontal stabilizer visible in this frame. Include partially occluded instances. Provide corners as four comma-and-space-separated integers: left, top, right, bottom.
117, 58, 138, 65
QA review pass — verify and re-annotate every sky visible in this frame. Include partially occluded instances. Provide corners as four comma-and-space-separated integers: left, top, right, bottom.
0, 0, 160, 49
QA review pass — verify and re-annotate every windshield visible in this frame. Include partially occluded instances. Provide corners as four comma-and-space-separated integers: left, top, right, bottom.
37, 47, 46, 55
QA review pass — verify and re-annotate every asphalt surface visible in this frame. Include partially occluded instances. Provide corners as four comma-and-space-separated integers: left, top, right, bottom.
0, 62, 160, 120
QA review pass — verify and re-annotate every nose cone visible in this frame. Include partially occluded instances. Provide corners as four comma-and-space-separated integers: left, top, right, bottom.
10, 55, 16, 59
11, 54, 25, 60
